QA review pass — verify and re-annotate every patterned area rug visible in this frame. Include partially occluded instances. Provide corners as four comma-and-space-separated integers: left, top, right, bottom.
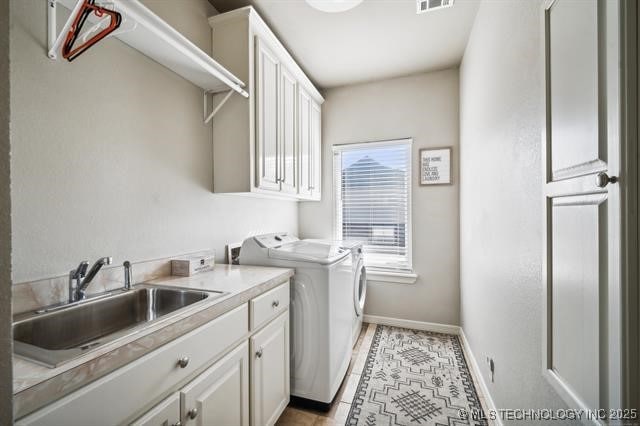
346, 325, 487, 425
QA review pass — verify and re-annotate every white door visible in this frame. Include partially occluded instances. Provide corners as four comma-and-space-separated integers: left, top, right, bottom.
542, 0, 622, 414
250, 312, 290, 426
131, 394, 181, 426
180, 342, 249, 426
310, 101, 322, 200
256, 37, 280, 191
280, 66, 297, 194
298, 87, 312, 198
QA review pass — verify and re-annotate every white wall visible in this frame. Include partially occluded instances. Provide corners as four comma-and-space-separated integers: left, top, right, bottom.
10, 0, 297, 283
1, 0, 12, 423
299, 70, 460, 326
459, 0, 571, 417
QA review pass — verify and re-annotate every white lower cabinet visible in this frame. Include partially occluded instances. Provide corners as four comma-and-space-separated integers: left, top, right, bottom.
131, 394, 180, 426
17, 282, 290, 426
181, 341, 249, 426
250, 311, 290, 426
17, 304, 249, 426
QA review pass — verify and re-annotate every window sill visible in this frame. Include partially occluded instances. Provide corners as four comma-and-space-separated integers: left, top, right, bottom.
366, 270, 418, 284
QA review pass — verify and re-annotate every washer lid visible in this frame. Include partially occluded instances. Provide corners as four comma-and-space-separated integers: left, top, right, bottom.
268, 240, 350, 264
305, 239, 363, 251
253, 233, 299, 248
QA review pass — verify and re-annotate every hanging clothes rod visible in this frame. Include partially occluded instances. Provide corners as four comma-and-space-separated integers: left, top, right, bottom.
47, 0, 249, 99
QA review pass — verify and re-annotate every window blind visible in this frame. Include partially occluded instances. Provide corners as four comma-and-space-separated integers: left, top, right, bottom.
333, 139, 412, 272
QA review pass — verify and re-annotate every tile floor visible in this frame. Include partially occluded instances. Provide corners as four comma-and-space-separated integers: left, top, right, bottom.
276, 323, 495, 426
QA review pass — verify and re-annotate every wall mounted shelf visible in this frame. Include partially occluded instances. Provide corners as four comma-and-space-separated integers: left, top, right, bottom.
47, 0, 249, 122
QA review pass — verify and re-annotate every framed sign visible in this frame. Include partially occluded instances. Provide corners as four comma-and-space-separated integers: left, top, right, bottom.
419, 147, 452, 185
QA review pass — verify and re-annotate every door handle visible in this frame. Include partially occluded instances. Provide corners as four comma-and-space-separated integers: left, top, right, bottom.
595, 172, 618, 188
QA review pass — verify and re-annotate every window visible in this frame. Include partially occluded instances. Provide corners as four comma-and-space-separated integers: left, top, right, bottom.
333, 139, 412, 273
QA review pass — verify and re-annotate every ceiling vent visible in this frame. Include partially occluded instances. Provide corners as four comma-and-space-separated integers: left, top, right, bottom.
417, 0, 454, 14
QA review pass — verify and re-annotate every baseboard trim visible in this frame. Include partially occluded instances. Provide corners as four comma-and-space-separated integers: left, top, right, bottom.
459, 329, 503, 426
362, 314, 460, 335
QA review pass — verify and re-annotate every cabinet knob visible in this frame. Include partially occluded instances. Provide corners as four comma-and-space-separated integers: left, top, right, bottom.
177, 357, 190, 368
595, 172, 618, 188
272, 300, 280, 308
187, 408, 198, 420
256, 348, 263, 358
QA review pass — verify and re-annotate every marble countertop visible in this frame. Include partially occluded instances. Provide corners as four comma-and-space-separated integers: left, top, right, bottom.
13, 264, 293, 419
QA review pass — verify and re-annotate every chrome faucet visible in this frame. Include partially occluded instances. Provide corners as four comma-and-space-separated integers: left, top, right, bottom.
123, 260, 133, 290
69, 257, 113, 302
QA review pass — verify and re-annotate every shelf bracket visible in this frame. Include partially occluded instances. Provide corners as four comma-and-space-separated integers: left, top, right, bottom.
47, 0, 85, 60
203, 90, 235, 124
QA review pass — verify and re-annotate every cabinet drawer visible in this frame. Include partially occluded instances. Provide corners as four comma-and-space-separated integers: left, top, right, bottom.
250, 282, 289, 331
17, 304, 249, 426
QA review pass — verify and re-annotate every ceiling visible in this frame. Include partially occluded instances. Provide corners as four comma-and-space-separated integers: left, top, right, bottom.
208, 0, 479, 89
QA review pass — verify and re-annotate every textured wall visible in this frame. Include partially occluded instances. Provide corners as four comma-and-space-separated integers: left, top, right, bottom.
459, 0, 571, 419
0, 0, 12, 423
10, 0, 298, 283
299, 70, 460, 326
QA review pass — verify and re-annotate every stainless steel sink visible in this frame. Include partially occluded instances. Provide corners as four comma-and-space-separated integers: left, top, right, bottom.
13, 285, 226, 367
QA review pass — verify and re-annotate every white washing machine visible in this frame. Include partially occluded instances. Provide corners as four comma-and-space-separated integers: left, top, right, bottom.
240, 233, 353, 407
308, 240, 367, 346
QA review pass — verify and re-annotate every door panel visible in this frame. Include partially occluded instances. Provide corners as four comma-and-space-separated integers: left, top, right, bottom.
256, 37, 280, 191
280, 66, 297, 194
298, 88, 312, 197
181, 342, 249, 426
250, 312, 289, 426
549, 0, 603, 178
551, 195, 603, 409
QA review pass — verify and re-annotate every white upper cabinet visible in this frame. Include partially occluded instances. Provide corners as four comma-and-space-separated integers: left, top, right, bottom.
279, 65, 298, 195
209, 7, 323, 200
297, 87, 321, 200
310, 101, 322, 200
297, 88, 312, 198
255, 39, 281, 192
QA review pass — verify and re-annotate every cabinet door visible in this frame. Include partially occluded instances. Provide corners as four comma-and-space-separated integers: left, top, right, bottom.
297, 88, 312, 198
181, 341, 249, 426
309, 101, 322, 200
255, 37, 280, 191
279, 66, 297, 194
250, 312, 290, 426
131, 394, 180, 426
